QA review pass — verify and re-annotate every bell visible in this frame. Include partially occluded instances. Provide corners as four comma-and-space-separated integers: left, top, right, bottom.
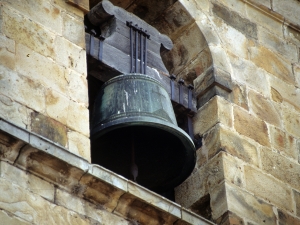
91, 73, 196, 193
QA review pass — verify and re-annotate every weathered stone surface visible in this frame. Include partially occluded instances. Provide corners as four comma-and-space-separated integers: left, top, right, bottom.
0, 93, 30, 129
261, 147, 300, 191
55, 188, 129, 224
234, 106, 270, 147
0, 210, 31, 225
54, 36, 87, 75
246, 3, 282, 37
250, 45, 294, 84
257, 28, 298, 62
67, 131, 90, 161
282, 106, 300, 139
269, 126, 297, 159
0, 33, 15, 53
284, 25, 300, 46
269, 75, 300, 110
244, 165, 293, 212
0, 161, 55, 201
278, 210, 300, 225
293, 63, 300, 88
2, 5, 56, 58
16, 44, 68, 96
193, 96, 232, 136
66, 0, 89, 12
0, 48, 15, 71
0, 65, 46, 112
67, 100, 89, 137
212, 3, 257, 39
0, 177, 90, 225
200, 124, 259, 167
62, 12, 85, 48
53, 0, 84, 17
231, 83, 248, 110
176, 152, 244, 208
31, 112, 67, 147
294, 190, 300, 217
215, 211, 244, 225
162, 22, 207, 75
230, 54, 270, 97
45, 88, 70, 126
273, 0, 300, 27
67, 70, 88, 106
248, 90, 281, 127
213, 182, 276, 224
0, 130, 25, 163
1, 0, 63, 34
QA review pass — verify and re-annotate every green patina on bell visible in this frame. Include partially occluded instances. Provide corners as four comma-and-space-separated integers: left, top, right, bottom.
91, 73, 195, 193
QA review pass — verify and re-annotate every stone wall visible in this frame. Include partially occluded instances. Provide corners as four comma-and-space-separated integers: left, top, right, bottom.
173, 0, 300, 224
0, 0, 90, 161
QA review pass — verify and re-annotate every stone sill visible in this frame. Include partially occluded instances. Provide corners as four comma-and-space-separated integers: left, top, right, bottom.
0, 118, 214, 225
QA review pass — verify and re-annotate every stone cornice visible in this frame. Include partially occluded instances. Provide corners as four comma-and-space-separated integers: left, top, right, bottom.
0, 118, 214, 225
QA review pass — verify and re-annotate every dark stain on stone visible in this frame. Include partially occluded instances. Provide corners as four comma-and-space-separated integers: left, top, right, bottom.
31, 112, 67, 147
212, 3, 257, 39
0, 130, 20, 147
190, 194, 212, 220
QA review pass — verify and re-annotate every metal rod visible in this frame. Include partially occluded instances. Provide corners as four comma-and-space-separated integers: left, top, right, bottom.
144, 31, 148, 74
127, 22, 134, 73
135, 24, 139, 73
90, 29, 96, 56
140, 28, 144, 74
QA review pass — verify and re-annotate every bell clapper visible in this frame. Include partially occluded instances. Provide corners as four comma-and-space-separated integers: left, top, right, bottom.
131, 133, 138, 182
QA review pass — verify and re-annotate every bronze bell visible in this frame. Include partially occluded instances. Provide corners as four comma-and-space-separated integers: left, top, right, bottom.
91, 73, 196, 193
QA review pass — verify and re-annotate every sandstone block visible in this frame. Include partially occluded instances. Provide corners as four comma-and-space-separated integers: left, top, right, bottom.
278, 209, 300, 225
284, 25, 300, 46
0, 33, 15, 53
16, 44, 68, 95
2, 5, 55, 58
55, 188, 129, 224
1, 0, 63, 34
212, 182, 276, 224
0, 210, 30, 225
246, 0, 271, 9
245, 165, 293, 212
231, 83, 248, 110
250, 45, 294, 85
248, 90, 281, 127
0, 47, 16, 70
257, 28, 298, 62
215, 211, 244, 225
234, 106, 270, 147
0, 177, 90, 225
269, 75, 300, 110
162, 22, 207, 75
67, 71, 88, 107
294, 190, 300, 217
0, 161, 55, 201
269, 125, 297, 159
293, 63, 300, 88
67, 131, 90, 161
31, 112, 68, 147
67, 101, 89, 137
53, 0, 84, 18
0, 94, 30, 129
0, 65, 46, 112
54, 36, 87, 75
261, 147, 300, 191
201, 124, 259, 167
273, 0, 300, 27
229, 54, 270, 97
246, 4, 282, 37
45, 88, 70, 127
212, 3, 257, 39
62, 12, 85, 48
193, 96, 232, 136
282, 106, 300, 139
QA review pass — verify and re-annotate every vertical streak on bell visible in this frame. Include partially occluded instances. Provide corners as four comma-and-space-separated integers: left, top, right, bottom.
131, 133, 138, 182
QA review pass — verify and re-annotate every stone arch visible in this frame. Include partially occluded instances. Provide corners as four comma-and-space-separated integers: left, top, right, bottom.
96, 0, 233, 108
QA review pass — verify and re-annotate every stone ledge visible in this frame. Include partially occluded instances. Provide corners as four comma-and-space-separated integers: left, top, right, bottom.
0, 118, 214, 225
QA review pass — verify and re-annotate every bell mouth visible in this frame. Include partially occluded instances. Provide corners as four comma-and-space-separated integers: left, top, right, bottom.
91, 73, 196, 192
